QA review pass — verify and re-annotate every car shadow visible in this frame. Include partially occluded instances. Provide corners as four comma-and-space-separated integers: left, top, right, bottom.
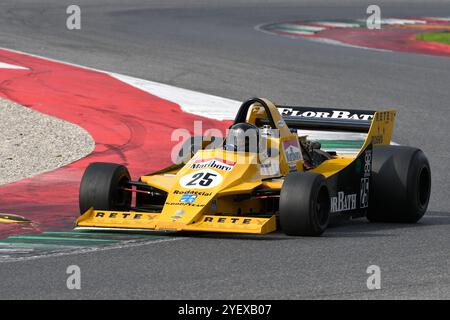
176, 231, 291, 241
323, 210, 450, 238
173, 211, 450, 240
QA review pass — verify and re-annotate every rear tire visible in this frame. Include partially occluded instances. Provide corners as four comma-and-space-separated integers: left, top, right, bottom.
367, 145, 431, 223
79, 162, 131, 214
280, 172, 330, 236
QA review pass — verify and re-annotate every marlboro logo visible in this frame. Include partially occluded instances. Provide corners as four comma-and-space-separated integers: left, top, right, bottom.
190, 158, 236, 171
283, 140, 302, 162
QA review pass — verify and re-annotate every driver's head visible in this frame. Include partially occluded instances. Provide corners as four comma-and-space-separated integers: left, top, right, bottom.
224, 122, 259, 153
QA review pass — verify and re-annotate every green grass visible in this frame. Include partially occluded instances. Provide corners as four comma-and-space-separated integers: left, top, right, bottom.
416, 31, 450, 45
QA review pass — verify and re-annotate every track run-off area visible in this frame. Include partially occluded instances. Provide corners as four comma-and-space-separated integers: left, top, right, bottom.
0, 48, 238, 260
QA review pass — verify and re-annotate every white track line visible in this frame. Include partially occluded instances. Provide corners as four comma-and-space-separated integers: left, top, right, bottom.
314, 22, 361, 28
281, 24, 325, 31
0, 62, 28, 70
0, 248, 34, 253
0, 237, 186, 263
309, 37, 393, 53
424, 17, 450, 21
111, 73, 240, 120
379, 18, 427, 25
0, 47, 115, 73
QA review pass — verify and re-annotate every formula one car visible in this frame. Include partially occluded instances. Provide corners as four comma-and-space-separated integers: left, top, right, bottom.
75, 98, 431, 236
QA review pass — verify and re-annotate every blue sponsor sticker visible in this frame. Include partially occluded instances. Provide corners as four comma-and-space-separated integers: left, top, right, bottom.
210, 199, 217, 211
180, 193, 197, 204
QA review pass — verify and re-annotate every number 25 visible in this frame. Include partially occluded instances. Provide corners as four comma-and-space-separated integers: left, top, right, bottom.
186, 172, 217, 187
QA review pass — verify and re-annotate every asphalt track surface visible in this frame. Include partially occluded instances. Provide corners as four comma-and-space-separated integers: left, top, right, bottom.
0, 0, 450, 299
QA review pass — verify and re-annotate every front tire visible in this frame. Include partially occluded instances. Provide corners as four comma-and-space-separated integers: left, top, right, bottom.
279, 172, 330, 236
79, 162, 132, 214
367, 145, 431, 223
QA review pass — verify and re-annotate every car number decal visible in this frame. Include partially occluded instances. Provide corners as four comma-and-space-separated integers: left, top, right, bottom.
179, 169, 223, 189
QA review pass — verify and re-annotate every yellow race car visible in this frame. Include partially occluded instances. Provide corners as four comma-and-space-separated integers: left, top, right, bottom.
76, 98, 431, 236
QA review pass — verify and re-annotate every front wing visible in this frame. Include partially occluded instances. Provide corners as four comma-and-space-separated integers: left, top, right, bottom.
75, 208, 276, 234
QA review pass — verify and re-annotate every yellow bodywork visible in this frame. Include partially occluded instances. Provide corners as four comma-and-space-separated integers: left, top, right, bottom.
76, 99, 396, 234
0, 213, 31, 224
77, 150, 278, 234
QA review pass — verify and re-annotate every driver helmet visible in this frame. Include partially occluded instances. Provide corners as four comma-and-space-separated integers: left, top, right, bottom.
224, 123, 259, 153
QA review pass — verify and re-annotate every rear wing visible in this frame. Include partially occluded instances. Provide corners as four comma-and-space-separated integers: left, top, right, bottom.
276, 105, 396, 147
276, 106, 375, 133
